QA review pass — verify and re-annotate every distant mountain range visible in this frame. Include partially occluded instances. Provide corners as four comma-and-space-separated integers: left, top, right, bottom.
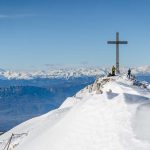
0, 67, 103, 80
0, 66, 150, 80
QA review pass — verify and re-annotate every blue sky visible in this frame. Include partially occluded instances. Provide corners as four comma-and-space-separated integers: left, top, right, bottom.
0, 0, 150, 70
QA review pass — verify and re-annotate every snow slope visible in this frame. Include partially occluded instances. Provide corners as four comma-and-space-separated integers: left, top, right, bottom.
1, 76, 150, 150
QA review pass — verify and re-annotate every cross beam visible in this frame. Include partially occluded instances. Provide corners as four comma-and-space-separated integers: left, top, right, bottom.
107, 32, 128, 74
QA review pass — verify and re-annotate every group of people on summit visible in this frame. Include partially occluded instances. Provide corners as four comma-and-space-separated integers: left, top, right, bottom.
109, 66, 131, 79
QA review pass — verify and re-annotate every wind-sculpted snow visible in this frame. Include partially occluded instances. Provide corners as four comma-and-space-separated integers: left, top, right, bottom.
133, 103, 150, 141
1, 76, 150, 150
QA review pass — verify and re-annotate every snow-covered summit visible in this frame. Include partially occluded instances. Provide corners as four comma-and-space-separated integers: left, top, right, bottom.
1, 75, 150, 150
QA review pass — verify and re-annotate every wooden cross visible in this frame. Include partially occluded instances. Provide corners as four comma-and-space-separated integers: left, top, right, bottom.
107, 32, 128, 74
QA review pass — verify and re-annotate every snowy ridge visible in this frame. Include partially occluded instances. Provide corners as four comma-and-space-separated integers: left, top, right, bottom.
1, 76, 150, 150
0, 66, 150, 80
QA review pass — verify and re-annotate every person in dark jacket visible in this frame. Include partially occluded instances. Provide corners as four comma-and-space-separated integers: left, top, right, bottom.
127, 68, 131, 79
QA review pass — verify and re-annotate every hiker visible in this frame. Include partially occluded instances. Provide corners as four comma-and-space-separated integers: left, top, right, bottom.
127, 68, 131, 79
112, 66, 116, 76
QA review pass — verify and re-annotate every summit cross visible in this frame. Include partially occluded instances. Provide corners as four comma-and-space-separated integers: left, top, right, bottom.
107, 32, 128, 74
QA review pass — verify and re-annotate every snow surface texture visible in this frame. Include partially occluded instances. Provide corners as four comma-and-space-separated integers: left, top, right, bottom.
0, 65, 150, 80
1, 76, 150, 150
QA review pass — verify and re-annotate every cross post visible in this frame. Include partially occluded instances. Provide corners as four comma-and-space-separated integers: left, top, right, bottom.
107, 32, 128, 74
